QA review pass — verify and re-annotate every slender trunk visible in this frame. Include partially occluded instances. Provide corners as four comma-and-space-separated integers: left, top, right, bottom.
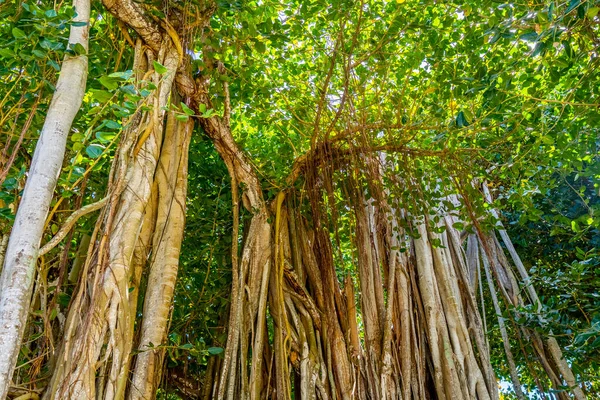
479, 240, 525, 400
0, 0, 90, 395
194, 70, 274, 400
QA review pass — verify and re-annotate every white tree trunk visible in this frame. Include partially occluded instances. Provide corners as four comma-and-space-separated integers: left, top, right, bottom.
0, 1, 90, 396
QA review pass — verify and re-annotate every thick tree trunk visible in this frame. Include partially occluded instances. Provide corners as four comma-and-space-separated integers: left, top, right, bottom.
37, 1, 211, 397
44, 40, 181, 400
0, 0, 90, 396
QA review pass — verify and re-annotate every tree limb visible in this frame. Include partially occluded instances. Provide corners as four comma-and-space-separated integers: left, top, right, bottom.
39, 197, 108, 256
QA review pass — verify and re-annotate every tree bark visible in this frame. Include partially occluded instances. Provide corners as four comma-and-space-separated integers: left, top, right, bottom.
44, 39, 181, 400
128, 108, 193, 400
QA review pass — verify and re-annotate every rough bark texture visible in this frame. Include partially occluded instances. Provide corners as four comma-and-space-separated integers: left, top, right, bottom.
38, 2, 211, 397
128, 107, 192, 400
197, 143, 586, 400
193, 143, 504, 399
44, 38, 182, 399
0, 0, 90, 395
193, 72, 273, 400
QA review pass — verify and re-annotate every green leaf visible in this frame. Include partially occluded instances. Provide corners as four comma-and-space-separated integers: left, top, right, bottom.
71, 133, 84, 142
254, 41, 266, 54
531, 42, 545, 57
44, 9, 57, 18
85, 144, 104, 158
98, 76, 119, 90
12, 27, 27, 39
452, 222, 465, 231
519, 32, 538, 42
456, 111, 469, 128
207, 347, 224, 355
70, 21, 88, 27
181, 102, 194, 116
87, 106, 102, 115
489, 31, 501, 44
571, 220, 580, 233
47, 59, 60, 71
103, 120, 121, 130
44, 79, 56, 92
57, 292, 71, 307
175, 114, 189, 122
40, 39, 63, 51
0, 208, 14, 221
566, 0, 580, 14
587, 6, 600, 19
541, 136, 554, 145
0, 48, 16, 58
89, 89, 112, 103
96, 131, 116, 143
153, 61, 168, 74
119, 84, 137, 96
562, 40, 574, 58
70, 43, 86, 55
198, 103, 207, 113
180, 343, 194, 350
108, 70, 133, 80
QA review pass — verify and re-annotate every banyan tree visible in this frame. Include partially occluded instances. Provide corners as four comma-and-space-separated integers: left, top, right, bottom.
0, 0, 597, 399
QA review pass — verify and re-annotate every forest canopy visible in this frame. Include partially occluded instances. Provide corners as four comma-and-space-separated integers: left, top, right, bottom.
0, 0, 598, 399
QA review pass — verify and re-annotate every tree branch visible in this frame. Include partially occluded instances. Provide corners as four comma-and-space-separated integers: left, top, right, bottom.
39, 197, 108, 256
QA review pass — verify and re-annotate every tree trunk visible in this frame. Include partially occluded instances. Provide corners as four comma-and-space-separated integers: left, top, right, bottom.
0, 0, 90, 396
44, 39, 182, 399
128, 103, 193, 400
194, 77, 273, 400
